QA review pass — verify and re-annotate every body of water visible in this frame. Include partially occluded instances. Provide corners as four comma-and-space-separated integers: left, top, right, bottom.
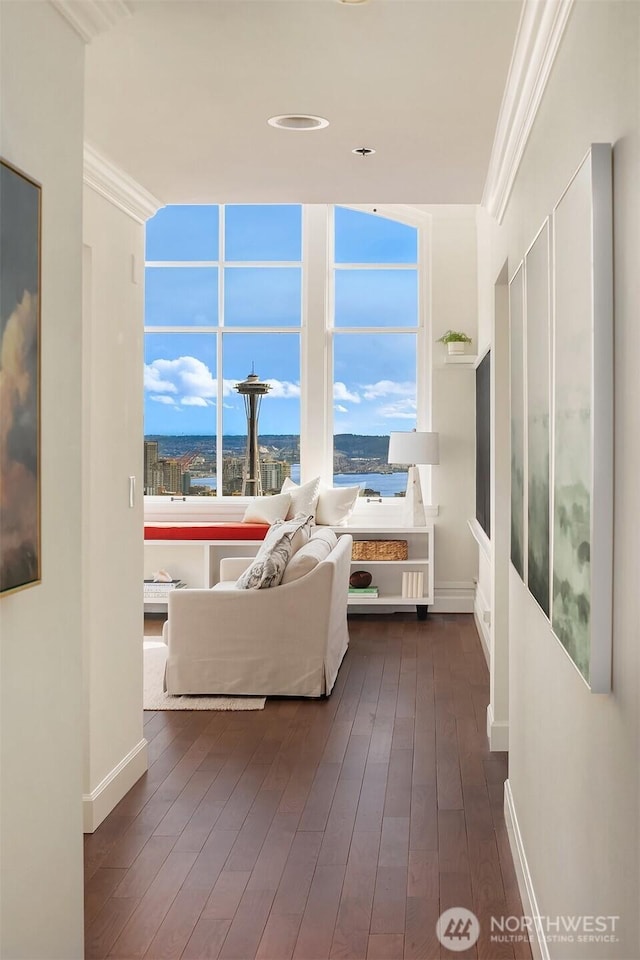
190, 469, 407, 497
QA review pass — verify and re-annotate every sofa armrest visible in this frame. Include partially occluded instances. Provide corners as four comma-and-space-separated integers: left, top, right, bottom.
219, 556, 254, 580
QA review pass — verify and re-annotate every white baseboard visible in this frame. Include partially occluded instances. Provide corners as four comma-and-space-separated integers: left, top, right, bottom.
431, 580, 475, 613
504, 779, 548, 960
486, 703, 509, 751
83, 738, 148, 833
473, 581, 491, 666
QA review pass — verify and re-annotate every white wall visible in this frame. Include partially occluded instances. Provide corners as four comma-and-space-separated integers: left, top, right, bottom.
476, 206, 496, 354
430, 209, 478, 609
478, 2, 640, 956
0, 2, 85, 956
82, 186, 147, 831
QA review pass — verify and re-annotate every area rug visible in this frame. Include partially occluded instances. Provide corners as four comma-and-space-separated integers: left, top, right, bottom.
143, 640, 266, 711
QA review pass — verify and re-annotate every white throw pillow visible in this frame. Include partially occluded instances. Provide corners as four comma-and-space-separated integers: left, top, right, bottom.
290, 518, 313, 556
243, 491, 291, 524
236, 514, 313, 589
315, 485, 360, 526
281, 476, 321, 520
281, 537, 332, 585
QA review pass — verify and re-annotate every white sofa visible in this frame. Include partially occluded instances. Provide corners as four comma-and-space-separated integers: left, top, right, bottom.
163, 533, 352, 698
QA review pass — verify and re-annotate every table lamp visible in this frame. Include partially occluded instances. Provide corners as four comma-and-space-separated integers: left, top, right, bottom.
388, 430, 439, 526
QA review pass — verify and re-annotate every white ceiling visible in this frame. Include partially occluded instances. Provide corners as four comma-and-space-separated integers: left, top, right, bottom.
84, 0, 522, 206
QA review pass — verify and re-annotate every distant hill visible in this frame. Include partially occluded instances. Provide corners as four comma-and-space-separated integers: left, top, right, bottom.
145, 433, 390, 462
333, 434, 389, 459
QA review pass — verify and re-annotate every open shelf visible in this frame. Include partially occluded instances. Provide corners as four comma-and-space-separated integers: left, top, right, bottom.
350, 559, 429, 566
444, 354, 478, 365
347, 595, 428, 605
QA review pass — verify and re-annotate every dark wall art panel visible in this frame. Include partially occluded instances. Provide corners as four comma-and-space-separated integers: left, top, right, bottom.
475, 350, 490, 538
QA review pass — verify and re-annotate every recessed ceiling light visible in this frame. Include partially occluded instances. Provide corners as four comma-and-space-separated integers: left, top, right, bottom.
352, 147, 376, 157
268, 115, 330, 131
338, 0, 371, 5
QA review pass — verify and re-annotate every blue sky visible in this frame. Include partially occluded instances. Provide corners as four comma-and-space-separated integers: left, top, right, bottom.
144, 205, 418, 435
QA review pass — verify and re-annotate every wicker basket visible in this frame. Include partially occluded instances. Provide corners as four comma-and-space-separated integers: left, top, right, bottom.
352, 540, 408, 561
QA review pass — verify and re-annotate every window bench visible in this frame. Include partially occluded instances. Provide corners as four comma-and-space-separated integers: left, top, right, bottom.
144, 522, 270, 542
144, 522, 270, 599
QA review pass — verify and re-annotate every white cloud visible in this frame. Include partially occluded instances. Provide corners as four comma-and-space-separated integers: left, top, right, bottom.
266, 379, 301, 399
145, 356, 217, 399
221, 378, 239, 397
334, 382, 360, 403
150, 394, 176, 405
145, 359, 303, 406
144, 365, 178, 394
363, 380, 415, 400
377, 397, 417, 419
334, 404, 348, 414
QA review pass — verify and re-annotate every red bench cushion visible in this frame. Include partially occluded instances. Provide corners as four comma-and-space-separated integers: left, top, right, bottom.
144, 522, 270, 541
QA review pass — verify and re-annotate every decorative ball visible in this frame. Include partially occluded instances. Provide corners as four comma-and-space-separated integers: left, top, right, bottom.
350, 570, 372, 588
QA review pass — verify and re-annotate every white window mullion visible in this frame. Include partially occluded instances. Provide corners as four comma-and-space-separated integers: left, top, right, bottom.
216, 206, 225, 495
145, 261, 219, 268
222, 260, 302, 269
302, 204, 331, 483
333, 262, 417, 271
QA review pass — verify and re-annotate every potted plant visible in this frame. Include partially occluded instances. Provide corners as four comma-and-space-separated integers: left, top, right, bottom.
436, 330, 473, 355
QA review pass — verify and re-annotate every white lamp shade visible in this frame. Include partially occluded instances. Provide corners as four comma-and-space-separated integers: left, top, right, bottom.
388, 431, 439, 465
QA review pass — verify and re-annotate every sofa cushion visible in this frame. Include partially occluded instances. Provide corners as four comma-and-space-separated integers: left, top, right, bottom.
281, 476, 321, 520
310, 527, 338, 550
235, 514, 313, 590
281, 536, 332, 585
315, 484, 360, 526
144, 522, 270, 541
243, 491, 291, 524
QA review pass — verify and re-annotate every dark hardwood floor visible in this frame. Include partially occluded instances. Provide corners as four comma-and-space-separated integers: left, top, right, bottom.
84, 614, 532, 960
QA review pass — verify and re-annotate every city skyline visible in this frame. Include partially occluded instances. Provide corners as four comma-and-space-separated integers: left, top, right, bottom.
143, 433, 408, 497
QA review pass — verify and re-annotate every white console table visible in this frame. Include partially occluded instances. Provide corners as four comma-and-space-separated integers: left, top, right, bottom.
144, 524, 434, 617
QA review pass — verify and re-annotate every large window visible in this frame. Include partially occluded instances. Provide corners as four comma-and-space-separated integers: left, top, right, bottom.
332, 207, 419, 496
144, 205, 426, 499
144, 204, 301, 496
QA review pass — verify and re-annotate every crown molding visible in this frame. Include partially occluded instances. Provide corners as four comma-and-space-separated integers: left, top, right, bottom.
482, 0, 575, 223
83, 143, 164, 224
50, 0, 132, 43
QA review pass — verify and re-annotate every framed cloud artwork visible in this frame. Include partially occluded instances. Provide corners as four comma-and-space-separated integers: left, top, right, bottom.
509, 263, 525, 581
525, 220, 551, 617
0, 159, 41, 595
551, 144, 613, 692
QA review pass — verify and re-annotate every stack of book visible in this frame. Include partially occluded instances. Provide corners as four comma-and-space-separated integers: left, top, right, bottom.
144, 579, 186, 601
348, 585, 379, 598
401, 572, 424, 598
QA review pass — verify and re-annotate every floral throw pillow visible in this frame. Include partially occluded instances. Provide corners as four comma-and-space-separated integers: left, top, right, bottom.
235, 514, 313, 590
